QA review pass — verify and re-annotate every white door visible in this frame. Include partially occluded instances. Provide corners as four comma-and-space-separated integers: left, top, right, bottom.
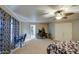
55, 23, 72, 41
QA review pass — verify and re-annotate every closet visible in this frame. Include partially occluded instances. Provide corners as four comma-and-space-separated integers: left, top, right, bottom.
55, 23, 72, 41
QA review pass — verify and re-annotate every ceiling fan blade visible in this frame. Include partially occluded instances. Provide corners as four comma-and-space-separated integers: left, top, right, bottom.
38, 11, 48, 16
37, 12, 48, 16
62, 16, 68, 19
64, 13, 74, 16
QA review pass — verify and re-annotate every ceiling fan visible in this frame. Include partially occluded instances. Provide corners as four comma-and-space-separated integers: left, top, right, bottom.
38, 8, 75, 20
55, 10, 75, 19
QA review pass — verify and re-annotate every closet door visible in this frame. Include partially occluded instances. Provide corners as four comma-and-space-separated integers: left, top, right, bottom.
63, 23, 72, 41
55, 23, 63, 41
55, 23, 72, 41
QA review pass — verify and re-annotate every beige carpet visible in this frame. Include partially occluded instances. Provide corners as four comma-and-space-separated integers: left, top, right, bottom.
12, 39, 53, 54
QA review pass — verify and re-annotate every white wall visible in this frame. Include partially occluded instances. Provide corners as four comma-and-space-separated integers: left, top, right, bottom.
19, 22, 31, 41
19, 20, 79, 41
48, 22, 55, 39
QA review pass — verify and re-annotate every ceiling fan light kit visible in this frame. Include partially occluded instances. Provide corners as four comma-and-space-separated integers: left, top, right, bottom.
56, 16, 62, 20
55, 10, 65, 20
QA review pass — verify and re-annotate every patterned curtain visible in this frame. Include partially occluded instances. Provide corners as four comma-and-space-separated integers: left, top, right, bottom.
0, 7, 19, 53
0, 8, 11, 54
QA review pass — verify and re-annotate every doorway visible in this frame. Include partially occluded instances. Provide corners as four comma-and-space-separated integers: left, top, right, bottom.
30, 24, 36, 39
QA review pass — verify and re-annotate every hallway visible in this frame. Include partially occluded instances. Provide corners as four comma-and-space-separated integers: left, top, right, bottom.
12, 39, 53, 54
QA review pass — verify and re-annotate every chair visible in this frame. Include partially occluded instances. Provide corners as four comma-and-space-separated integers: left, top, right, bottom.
19, 34, 26, 47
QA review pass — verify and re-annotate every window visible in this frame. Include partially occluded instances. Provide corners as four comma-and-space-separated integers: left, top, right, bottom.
10, 18, 13, 43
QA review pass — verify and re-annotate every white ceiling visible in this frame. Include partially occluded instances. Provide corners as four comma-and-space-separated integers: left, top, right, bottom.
3, 5, 79, 23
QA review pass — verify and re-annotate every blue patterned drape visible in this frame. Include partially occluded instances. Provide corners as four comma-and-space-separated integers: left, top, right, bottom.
0, 7, 19, 53
0, 8, 11, 54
